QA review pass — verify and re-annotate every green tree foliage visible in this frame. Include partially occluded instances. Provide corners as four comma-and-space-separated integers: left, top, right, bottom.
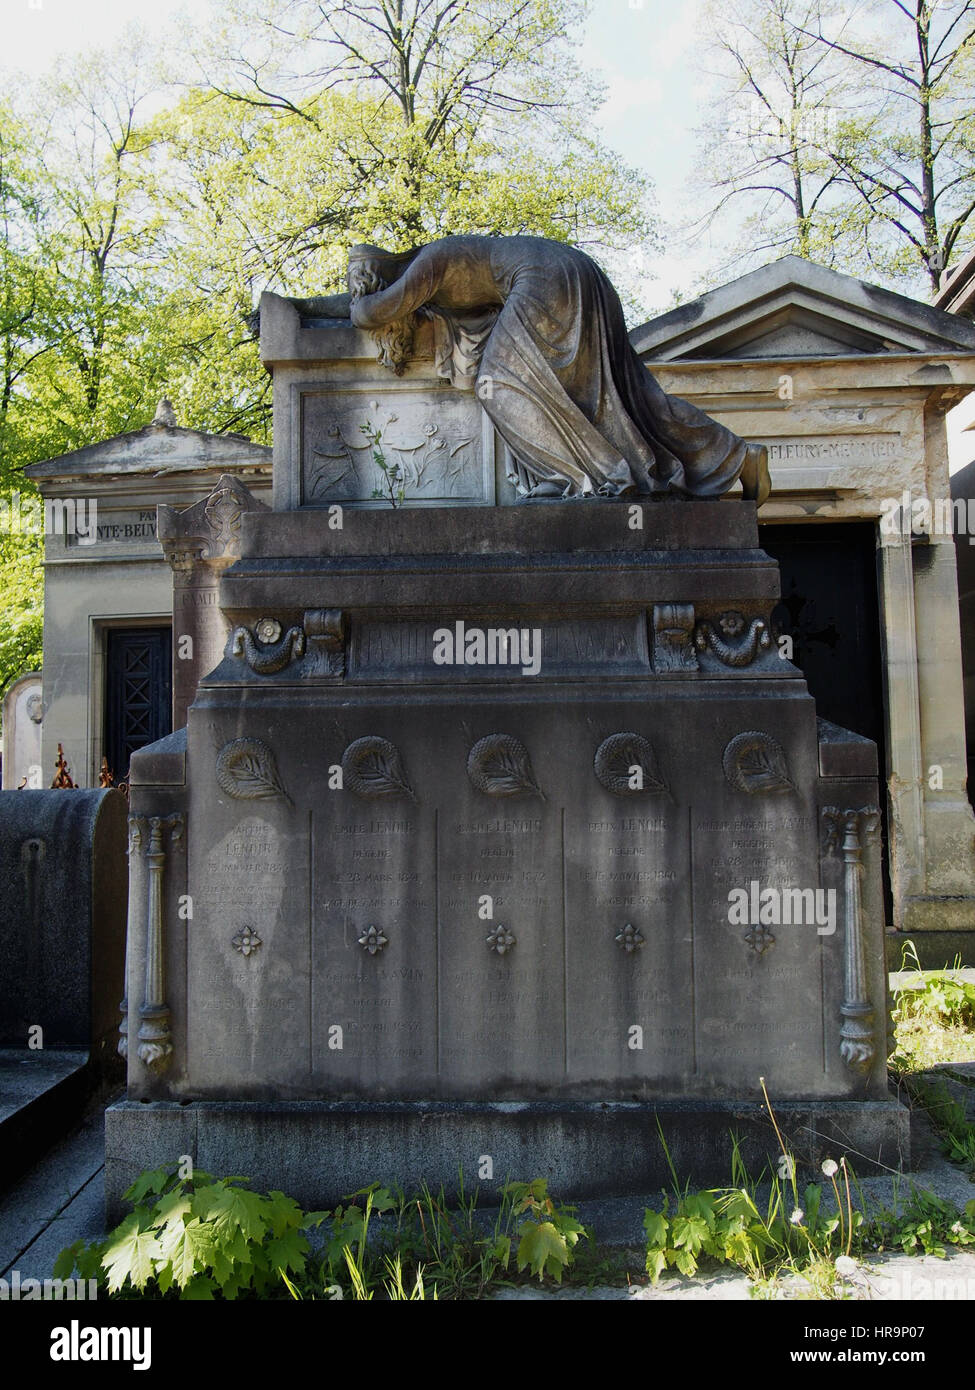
0, 3, 654, 698
801, 0, 975, 292
693, 0, 850, 273
692, 0, 975, 293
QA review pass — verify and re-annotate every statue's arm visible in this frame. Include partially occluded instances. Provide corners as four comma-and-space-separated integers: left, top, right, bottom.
350, 251, 444, 328
288, 292, 353, 319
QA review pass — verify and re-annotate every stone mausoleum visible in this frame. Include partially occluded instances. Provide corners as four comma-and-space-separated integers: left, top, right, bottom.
24, 404, 271, 789
634, 258, 975, 959
102, 239, 975, 1211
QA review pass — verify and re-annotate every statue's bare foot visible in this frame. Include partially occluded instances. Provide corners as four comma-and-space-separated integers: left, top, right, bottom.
526, 480, 564, 498
740, 444, 771, 506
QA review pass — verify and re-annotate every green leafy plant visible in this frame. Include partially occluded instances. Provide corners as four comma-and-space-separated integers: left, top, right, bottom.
643, 1083, 975, 1297
388, 1176, 515, 1299
899, 1073, 975, 1174
362, 423, 406, 508
503, 1178, 588, 1283
642, 1146, 857, 1288
892, 941, 975, 1031
58, 1168, 589, 1301
867, 1186, 975, 1259
56, 1165, 327, 1299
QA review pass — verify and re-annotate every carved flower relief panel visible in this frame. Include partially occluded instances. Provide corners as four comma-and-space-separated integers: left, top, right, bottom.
300, 388, 488, 504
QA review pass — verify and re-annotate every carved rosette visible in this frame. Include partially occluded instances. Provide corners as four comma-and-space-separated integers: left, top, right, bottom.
822, 806, 881, 1074
744, 923, 776, 956
486, 924, 516, 956
137, 814, 184, 1074
722, 731, 794, 795
231, 926, 263, 957
695, 612, 772, 667
467, 734, 543, 799
358, 925, 389, 956
594, 733, 667, 796
615, 922, 645, 953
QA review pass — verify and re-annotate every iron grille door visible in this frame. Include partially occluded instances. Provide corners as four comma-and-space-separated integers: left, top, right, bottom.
104, 627, 172, 781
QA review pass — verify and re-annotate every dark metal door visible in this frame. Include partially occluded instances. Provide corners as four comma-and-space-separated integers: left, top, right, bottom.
104, 627, 172, 782
759, 521, 892, 919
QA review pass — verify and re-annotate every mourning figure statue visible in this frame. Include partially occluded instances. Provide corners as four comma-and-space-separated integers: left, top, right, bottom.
307, 235, 770, 503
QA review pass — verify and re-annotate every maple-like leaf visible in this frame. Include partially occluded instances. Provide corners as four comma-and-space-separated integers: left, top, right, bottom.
123, 1165, 175, 1207
182, 1276, 216, 1300
670, 1214, 709, 1258
266, 1190, 304, 1239
156, 1216, 219, 1289
192, 1182, 270, 1243
101, 1216, 160, 1293
643, 1210, 668, 1248
646, 1247, 668, 1284
266, 1229, 309, 1275
516, 1220, 571, 1282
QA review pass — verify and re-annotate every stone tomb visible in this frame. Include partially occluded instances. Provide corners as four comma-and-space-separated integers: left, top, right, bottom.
0, 788, 127, 1188
1, 673, 43, 790
107, 501, 906, 1213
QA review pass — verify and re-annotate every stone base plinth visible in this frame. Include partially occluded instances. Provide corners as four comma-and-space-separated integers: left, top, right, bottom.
105, 1097, 910, 1224
901, 895, 975, 936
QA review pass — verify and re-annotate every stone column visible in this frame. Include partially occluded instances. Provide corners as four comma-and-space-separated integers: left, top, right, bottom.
893, 397, 975, 934
877, 530, 925, 921
158, 475, 268, 729
910, 527, 975, 925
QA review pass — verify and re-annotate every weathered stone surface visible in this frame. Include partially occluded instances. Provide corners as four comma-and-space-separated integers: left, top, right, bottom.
0, 789, 127, 1061
158, 475, 270, 727
1, 674, 42, 790
103, 1097, 910, 1223
629, 258, 975, 939
119, 502, 891, 1112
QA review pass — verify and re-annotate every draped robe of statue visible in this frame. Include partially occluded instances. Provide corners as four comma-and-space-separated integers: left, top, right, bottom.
348, 234, 749, 499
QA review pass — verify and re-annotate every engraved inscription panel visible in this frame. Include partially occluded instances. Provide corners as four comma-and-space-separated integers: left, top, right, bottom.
691, 716, 828, 1094
564, 808, 693, 1088
438, 806, 565, 1089
312, 808, 438, 1092
181, 695, 846, 1100
188, 813, 310, 1087
352, 618, 650, 680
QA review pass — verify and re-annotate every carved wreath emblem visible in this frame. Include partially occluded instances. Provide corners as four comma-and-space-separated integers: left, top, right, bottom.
341, 736, 415, 801
722, 731, 794, 795
695, 612, 772, 667
216, 738, 292, 805
593, 733, 667, 796
466, 734, 543, 799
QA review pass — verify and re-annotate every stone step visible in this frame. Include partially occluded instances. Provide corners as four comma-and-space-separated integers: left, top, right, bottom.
0, 1048, 92, 1192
